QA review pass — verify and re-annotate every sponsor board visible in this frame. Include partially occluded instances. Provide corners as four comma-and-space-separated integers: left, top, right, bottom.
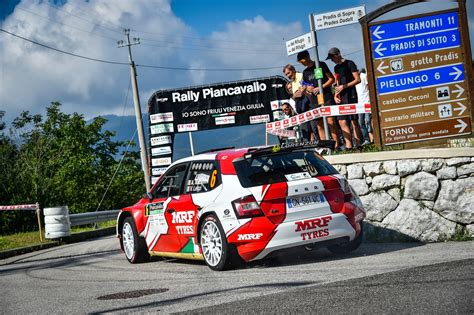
150, 135, 172, 146
150, 123, 174, 135
150, 112, 174, 124
250, 114, 270, 124
152, 157, 172, 166
215, 116, 235, 126
151, 146, 172, 156
152, 167, 168, 176
177, 123, 198, 132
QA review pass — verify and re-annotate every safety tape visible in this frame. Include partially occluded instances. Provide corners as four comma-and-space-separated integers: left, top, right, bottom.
266, 103, 371, 134
0, 204, 38, 211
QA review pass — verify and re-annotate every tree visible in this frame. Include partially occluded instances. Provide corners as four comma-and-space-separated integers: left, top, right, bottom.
0, 103, 145, 234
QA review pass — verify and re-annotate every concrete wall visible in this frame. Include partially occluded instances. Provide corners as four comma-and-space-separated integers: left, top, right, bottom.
325, 148, 474, 242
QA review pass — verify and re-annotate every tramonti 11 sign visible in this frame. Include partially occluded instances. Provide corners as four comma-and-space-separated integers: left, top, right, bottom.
368, 8, 472, 145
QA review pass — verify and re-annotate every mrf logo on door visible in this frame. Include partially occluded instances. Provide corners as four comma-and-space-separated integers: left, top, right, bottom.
294, 215, 332, 241
172, 210, 195, 235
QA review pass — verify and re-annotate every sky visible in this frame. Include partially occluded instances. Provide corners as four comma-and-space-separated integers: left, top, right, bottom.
0, 0, 473, 137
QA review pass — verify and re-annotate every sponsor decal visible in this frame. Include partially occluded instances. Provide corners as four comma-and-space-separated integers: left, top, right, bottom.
151, 123, 174, 134
152, 167, 168, 176
249, 114, 270, 124
151, 146, 172, 156
151, 135, 172, 146
145, 202, 164, 216
215, 115, 235, 125
176, 225, 194, 235
284, 172, 312, 181
177, 123, 198, 132
295, 215, 332, 241
156, 97, 169, 102
171, 210, 195, 224
272, 84, 283, 88
237, 233, 263, 241
152, 157, 172, 166
150, 112, 174, 124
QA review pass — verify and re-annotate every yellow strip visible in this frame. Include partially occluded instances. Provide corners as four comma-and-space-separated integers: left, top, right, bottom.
150, 251, 204, 261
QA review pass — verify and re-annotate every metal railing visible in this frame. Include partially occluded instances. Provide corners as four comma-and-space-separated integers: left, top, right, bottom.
69, 210, 120, 227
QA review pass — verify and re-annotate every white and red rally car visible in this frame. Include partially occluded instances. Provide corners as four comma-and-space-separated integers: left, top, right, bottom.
117, 143, 366, 271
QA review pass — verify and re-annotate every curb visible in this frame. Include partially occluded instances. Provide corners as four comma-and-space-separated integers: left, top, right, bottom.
0, 227, 116, 260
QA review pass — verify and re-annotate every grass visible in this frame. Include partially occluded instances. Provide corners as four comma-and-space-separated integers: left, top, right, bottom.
0, 220, 116, 252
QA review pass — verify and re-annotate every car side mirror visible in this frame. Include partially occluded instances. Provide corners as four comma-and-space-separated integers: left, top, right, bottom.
144, 192, 154, 200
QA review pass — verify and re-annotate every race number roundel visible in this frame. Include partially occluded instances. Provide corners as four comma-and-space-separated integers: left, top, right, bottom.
209, 170, 218, 189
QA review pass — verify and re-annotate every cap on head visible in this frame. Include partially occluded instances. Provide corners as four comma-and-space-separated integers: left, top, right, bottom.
326, 47, 340, 60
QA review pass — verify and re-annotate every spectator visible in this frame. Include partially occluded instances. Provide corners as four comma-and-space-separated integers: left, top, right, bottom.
280, 102, 298, 143
355, 68, 374, 144
283, 64, 310, 140
296, 50, 340, 147
326, 47, 363, 150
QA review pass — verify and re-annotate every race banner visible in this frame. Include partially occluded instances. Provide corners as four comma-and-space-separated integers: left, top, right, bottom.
266, 103, 371, 135
147, 76, 291, 184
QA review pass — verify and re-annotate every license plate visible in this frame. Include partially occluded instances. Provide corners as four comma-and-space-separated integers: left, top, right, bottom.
286, 193, 324, 209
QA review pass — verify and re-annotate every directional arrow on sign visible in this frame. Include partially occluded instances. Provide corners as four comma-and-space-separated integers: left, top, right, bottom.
454, 102, 467, 116
377, 61, 389, 75
374, 43, 386, 57
372, 25, 385, 40
449, 67, 463, 81
452, 84, 465, 98
454, 119, 468, 133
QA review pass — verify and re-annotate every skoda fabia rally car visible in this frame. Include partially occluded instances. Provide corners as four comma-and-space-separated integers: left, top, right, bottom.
117, 143, 366, 271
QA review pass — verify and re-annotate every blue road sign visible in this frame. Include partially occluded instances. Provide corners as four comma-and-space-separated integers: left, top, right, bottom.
372, 29, 460, 59
370, 11, 458, 42
377, 64, 465, 94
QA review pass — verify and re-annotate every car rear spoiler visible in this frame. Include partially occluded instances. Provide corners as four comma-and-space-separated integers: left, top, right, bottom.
244, 140, 336, 159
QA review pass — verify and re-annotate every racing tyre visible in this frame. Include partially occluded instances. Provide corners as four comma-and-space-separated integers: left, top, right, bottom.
327, 221, 364, 254
122, 217, 149, 263
200, 215, 236, 271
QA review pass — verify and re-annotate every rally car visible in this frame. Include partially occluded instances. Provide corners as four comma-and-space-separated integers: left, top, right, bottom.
117, 142, 366, 271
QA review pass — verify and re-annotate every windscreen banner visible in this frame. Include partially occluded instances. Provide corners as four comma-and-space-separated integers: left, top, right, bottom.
147, 76, 291, 183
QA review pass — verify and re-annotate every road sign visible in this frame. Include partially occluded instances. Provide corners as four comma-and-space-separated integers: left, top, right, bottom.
286, 32, 314, 56
314, 6, 365, 30
369, 9, 472, 145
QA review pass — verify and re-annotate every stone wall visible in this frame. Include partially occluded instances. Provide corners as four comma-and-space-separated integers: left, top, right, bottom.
325, 148, 474, 242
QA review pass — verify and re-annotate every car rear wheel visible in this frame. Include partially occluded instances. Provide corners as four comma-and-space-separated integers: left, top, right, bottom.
200, 215, 234, 271
327, 221, 364, 254
122, 217, 149, 263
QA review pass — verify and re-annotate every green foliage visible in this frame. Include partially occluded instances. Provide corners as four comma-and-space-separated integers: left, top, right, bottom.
0, 103, 145, 234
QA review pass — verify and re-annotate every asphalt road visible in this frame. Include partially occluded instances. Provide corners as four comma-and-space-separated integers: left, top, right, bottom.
0, 236, 472, 314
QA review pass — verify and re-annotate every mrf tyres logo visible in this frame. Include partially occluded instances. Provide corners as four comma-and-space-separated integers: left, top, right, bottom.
294, 215, 332, 241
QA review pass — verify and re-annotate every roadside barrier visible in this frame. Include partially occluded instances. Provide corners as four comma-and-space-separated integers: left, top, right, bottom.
44, 206, 70, 239
0, 203, 42, 241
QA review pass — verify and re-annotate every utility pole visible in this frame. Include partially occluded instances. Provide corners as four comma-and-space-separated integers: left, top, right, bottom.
118, 29, 151, 192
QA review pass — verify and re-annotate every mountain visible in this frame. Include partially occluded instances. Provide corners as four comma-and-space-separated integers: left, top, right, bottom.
98, 115, 277, 160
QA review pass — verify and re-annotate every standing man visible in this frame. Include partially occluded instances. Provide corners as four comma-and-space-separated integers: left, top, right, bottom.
283, 64, 310, 140
296, 50, 340, 146
356, 68, 374, 144
327, 47, 363, 150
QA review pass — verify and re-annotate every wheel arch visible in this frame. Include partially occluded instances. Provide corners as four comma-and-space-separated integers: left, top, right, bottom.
117, 210, 133, 250
195, 210, 218, 245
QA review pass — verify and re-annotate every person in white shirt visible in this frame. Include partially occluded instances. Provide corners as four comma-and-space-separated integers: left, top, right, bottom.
355, 68, 373, 144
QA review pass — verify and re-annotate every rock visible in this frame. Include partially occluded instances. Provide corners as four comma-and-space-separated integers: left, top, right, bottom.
436, 166, 457, 180
365, 176, 373, 185
457, 163, 474, 177
387, 188, 401, 202
383, 161, 397, 175
360, 191, 398, 222
334, 164, 347, 176
421, 159, 445, 173
404, 172, 439, 201
467, 224, 474, 237
434, 178, 474, 224
347, 164, 364, 179
397, 160, 421, 177
381, 199, 456, 242
446, 157, 470, 166
363, 162, 383, 177
371, 174, 400, 190
348, 179, 369, 196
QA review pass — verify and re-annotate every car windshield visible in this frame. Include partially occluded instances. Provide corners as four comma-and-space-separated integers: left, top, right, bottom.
233, 150, 338, 187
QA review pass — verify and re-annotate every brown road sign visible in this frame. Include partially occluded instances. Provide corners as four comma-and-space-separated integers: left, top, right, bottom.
380, 101, 468, 128
377, 81, 467, 111
373, 47, 463, 76
382, 117, 471, 145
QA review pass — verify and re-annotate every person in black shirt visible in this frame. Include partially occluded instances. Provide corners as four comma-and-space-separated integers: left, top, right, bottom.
296, 50, 340, 146
326, 47, 363, 150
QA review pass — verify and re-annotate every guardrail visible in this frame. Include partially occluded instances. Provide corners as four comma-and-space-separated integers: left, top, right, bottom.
69, 210, 120, 227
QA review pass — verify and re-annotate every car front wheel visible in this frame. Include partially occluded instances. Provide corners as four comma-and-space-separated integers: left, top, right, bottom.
122, 217, 150, 263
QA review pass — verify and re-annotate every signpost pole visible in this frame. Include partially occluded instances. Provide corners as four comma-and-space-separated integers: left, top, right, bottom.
309, 14, 330, 140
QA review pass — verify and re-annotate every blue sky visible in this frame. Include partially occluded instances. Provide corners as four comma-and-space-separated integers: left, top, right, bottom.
0, 0, 472, 147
